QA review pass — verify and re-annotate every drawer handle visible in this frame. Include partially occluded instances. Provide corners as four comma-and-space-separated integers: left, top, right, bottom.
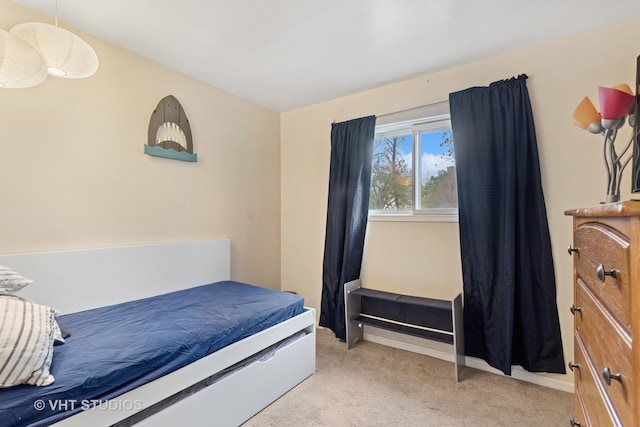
570, 305, 582, 315
567, 245, 579, 255
596, 264, 616, 282
602, 366, 622, 385
570, 417, 582, 427
568, 361, 580, 372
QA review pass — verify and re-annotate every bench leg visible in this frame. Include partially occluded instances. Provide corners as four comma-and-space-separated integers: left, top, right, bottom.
344, 279, 363, 349
452, 293, 466, 382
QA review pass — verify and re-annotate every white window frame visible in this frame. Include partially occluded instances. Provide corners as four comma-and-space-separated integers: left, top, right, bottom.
369, 109, 458, 223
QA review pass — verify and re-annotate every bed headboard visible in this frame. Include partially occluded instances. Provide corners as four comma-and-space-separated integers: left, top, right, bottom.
0, 239, 231, 314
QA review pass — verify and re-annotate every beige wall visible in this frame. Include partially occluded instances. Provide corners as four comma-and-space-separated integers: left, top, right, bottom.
4, 0, 639, 389
0, 1, 282, 290
281, 19, 640, 388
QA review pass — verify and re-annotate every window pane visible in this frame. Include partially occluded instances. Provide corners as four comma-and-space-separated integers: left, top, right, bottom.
419, 129, 457, 209
369, 112, 457, 220
370, 133, 413, 211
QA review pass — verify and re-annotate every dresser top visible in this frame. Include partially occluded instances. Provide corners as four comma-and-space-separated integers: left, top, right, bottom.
565, 200, 640, 217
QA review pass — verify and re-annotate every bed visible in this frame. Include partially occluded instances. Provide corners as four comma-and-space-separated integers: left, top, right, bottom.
0, 239, 316, 426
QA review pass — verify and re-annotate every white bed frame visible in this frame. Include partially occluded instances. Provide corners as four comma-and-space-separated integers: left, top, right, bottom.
0, 239, 316, 426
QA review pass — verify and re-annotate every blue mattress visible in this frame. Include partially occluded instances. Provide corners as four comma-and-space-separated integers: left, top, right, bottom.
0, 281, 304, 426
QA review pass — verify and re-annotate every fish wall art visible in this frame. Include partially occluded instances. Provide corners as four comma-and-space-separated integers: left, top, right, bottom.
145, 95, 197, 162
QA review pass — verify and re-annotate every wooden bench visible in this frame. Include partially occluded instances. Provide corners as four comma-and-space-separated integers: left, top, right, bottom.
344, 279, 465, 382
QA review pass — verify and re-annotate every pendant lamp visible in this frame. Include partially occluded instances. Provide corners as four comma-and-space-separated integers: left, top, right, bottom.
11, 22, 98, 79
10, 0, 98, 79
0, 29, 48, 88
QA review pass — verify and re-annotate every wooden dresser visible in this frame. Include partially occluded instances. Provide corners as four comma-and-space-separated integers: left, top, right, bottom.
566, 202, 640, 426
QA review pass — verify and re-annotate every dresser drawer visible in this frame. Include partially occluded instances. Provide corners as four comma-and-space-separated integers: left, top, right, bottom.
574, 223, 631, 329
574, 334, 617, 426
576, 280, 633, 425
573, 391, 590, 427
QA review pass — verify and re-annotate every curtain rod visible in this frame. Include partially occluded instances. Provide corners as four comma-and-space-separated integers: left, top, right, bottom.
376, 98, 449, 118
332, 99, 449, 124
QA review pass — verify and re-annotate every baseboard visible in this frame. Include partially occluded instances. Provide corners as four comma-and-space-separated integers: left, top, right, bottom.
361, 326, 574, 394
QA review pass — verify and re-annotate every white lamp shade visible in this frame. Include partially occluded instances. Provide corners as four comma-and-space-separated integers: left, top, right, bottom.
11, 22, 98, 79
0, 29, 48, 88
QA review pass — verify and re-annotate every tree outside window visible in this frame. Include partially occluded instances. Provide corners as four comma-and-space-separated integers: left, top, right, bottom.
370, 117, 456, 217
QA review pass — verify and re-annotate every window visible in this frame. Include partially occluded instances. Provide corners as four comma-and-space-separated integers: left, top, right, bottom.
369, 111, 457, 222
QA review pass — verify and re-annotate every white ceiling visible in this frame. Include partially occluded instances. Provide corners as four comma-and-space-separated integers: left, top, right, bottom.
13, 0, 640, 112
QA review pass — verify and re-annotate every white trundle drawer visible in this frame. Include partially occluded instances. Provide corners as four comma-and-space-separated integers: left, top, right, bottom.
139, 331, 316, 427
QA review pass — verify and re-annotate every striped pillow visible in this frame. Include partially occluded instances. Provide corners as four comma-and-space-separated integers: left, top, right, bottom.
0, 296, 56, 388
0, 266, 34, 293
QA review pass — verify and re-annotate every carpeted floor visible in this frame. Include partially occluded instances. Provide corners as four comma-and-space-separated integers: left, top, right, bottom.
243, 327, 573, 426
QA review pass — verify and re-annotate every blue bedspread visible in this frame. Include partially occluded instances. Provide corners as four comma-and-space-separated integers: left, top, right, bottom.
0, 281, 304, 426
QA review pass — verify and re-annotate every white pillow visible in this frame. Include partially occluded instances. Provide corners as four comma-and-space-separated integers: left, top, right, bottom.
0, 265, 34, 293
52, 320, 65, 344
0, 296, 56, 388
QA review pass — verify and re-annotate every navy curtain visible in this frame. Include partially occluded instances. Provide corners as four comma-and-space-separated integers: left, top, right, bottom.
449, 75, 565, 375
320, 115, 376, 340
